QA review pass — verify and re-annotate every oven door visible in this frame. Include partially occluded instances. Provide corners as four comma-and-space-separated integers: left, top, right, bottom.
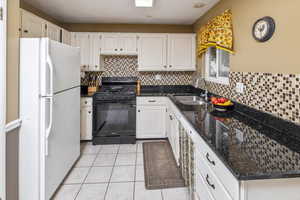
93, 99, 136, 139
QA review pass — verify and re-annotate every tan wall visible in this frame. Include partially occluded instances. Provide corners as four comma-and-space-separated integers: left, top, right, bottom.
20, 0, 63, 27
6, 0, 20, 199
193, 0, 300, 74
7, 0, 20, 122
63, 23, 193, 33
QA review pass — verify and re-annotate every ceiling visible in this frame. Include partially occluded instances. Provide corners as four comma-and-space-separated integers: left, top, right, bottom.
23, 0, 220, 24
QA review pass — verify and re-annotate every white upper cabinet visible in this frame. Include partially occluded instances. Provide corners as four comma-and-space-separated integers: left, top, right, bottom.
46, 23, 61, 42
89, 33, 102, 71
167, 34, 196, 71
101, 33, 120, 54
75, 33, 91, 71
118, 34, 138, 55
138, 34, 168, 71
101, 33, 138, 55
62, 29, 71, 45
137, 33, 196, 72
21, 9, 46, 38
72, 32, 102, 71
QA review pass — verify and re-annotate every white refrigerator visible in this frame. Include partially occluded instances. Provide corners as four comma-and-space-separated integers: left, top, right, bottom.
19, 38, 81, 200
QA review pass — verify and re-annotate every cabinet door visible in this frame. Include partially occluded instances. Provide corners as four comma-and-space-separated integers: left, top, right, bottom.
89, 33, 102, 71
138, 34, 167, 71
168, 34, 196, 71
70, 32, 77, 47
172, 116, 180, 164
46, 23, 61, 42
76, 33, 91, 71
62, 29, 71, 45
21, 10, 46, 37
118, 34, 138, 55
101, 33, 119, 55
137, 106, 166, 139
80, 107, 93, 140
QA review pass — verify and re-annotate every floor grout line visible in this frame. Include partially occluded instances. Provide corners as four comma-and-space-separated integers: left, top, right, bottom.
73, 143, 99, 200
133, 143, 139, 200
103, 144, 120, 200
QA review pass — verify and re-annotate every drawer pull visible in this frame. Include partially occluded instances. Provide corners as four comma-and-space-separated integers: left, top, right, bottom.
206, 153, 215, 166
148, 100, 156, 103
206, 175, 215, 189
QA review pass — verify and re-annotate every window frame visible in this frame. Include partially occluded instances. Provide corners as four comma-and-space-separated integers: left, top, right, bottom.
205, 47, 230, 85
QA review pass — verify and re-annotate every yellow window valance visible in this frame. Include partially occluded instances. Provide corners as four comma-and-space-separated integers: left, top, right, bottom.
197, 9, 234, 56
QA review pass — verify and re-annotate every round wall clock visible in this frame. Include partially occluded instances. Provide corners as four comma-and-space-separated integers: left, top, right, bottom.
252, 16, 276, 42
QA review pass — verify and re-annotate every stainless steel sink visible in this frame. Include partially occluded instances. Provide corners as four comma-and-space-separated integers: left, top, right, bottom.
174, 95, 206, 106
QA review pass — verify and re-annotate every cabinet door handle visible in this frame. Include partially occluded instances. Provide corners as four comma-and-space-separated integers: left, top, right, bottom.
148, 100, 156, 103
206, 175, 215, 189
169, 115, 173, 120
88, 111, 91, 114
24, 30, 29, 33
206, 153, 215, 166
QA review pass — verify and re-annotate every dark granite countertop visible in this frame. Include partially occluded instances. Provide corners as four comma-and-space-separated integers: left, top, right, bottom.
139, 87, 300, 181
81, 92, 96, 97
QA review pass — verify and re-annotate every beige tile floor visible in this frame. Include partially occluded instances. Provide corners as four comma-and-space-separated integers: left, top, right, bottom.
52, 141, 189, 200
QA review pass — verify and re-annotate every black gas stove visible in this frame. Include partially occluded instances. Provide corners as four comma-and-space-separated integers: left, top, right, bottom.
92, 77, 137, 145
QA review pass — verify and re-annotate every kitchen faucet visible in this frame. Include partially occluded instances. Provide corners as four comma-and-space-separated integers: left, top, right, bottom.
195, 77, 209, 102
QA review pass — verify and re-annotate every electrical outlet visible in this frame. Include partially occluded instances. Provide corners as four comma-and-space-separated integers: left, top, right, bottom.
236, 82, 245, 94
155, 74, 162, 80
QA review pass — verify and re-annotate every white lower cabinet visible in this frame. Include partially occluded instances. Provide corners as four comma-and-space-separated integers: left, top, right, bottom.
167, 109, 180, 165
136, 105, 167, 139
80, 98, 93, 140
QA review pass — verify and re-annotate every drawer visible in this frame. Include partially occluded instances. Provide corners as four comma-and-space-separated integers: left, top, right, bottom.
137, 97, 166, 106
195, 168, 215, 200
196, 155, 233, 200
195, 145, 239, 200
81, 97, 93, 107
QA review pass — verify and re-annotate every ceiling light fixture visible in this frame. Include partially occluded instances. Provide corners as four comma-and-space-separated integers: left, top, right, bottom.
135, 0, 153, 7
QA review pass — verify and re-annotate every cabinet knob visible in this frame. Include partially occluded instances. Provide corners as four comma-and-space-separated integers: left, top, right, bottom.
85, 101, 87, 104
114, 49, 118, 51
24, 30, 29, 33
138, 110, 140, 112
164, 65, 167, 68
120, 48, 123, 51
88, 111, 91, 114
169, 65, 172, 68
95, 65, 98, 68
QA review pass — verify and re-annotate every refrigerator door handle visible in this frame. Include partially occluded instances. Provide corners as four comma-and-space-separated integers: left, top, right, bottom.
46, 55, 54, 97
45, 96, 53, 156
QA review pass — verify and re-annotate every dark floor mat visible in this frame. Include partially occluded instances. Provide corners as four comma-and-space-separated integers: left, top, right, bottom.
143, 141, 185, 190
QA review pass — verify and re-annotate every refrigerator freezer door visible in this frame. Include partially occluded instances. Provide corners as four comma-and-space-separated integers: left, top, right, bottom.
42, 87, 80, 199
49, 40, 80, 94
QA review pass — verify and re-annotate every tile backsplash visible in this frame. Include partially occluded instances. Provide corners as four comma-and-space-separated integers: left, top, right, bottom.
81, 55, 194, 86
197, 72, 300, 124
